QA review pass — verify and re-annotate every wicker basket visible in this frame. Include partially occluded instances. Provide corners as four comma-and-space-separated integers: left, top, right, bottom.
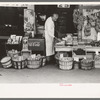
80, 59, 94, 70
59, 57, 73, 70
27, 58, 42, 69
12, 56, 26, 69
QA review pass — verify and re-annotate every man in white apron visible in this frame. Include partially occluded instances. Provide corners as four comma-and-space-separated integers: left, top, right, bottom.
45, 13, 59, 63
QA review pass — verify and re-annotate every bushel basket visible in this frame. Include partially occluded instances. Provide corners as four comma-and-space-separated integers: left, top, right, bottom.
80, 59, 94, 70
27, 58, 42, 69
59, 57, 73, 70
12, 56, 26, 69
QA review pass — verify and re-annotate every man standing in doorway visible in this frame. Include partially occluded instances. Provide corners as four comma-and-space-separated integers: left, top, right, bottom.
45, 13, 59, 63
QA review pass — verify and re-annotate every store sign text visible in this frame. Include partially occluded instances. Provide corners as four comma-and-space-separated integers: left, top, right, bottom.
28, 42, 40, 47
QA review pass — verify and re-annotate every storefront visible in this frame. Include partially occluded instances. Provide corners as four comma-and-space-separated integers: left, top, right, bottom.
0, 4, 100, 71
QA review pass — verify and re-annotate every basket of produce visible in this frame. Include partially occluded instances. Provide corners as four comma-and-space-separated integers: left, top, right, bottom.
27, 54, 42, 69
1, 57, 12, 68
80, 58, 94, 70
90, 40, 100, 47
12, 56, 26, 69
59, 57, 73, 70
7, 49, 20, 58
55, 52, 69, 66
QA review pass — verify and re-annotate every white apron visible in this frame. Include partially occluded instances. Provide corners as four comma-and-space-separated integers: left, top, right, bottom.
45, 17, 55, 56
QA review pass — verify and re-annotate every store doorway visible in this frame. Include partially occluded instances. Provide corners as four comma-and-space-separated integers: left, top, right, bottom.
57, 5, 77, 38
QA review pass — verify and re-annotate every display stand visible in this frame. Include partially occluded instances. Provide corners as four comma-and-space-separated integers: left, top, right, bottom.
5, 43, 22, 56
55, 45, 100, 62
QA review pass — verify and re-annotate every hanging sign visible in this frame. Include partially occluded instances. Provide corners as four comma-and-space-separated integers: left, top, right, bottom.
57, 4, 70, 8
24, 9, 35, 32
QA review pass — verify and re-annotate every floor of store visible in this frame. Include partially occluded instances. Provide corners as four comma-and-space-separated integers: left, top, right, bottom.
0, 63, 100, 83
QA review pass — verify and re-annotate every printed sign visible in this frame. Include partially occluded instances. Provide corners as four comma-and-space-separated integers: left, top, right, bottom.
24, 9, 35, 32
28, 42, 40, 47
28, 39, 45, 52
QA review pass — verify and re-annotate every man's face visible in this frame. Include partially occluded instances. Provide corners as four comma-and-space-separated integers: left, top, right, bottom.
52, 14, 58, 21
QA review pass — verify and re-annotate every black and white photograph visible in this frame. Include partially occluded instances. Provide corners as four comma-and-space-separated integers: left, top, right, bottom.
0, 2, 100, 84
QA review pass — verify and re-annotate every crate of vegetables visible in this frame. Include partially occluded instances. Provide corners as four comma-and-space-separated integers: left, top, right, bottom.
27, 54, 42, 69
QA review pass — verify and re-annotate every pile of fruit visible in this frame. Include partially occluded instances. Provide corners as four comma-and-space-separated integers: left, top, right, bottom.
27, 54, 42, 61
90, 40, 100, 47
12, 56, 25, 61
59, 57, 73, 62
7, 49, 20, 58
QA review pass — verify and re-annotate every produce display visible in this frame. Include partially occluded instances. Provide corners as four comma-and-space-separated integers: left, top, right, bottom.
80, 58, 94, 70
12, 56, 25, 62
90, 40, 100, 47
62, 34, 73, 46
27, 54, 42, 61
7, 49, 20, 58
1, 8, 100, 71
73, 9, 84, 31
27, 54, 42, 69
